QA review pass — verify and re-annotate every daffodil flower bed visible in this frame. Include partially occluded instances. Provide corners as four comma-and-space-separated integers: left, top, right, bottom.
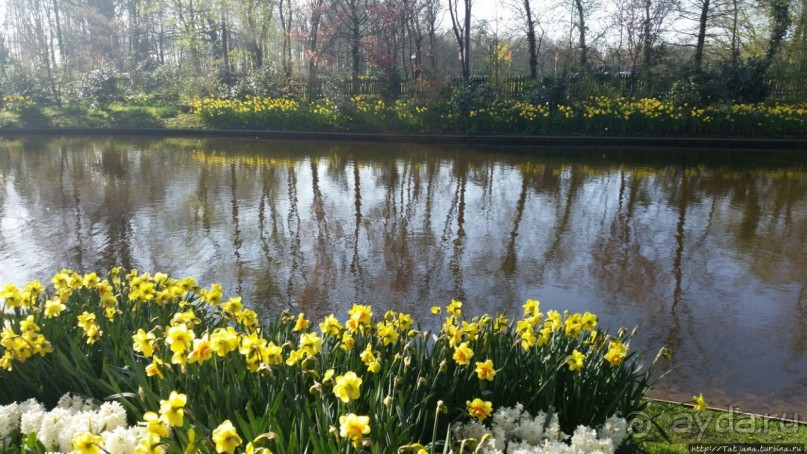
1, 269, 661, 453
190, 94, 807, 137
189, 96, 343, 130
0, 95, 35, 113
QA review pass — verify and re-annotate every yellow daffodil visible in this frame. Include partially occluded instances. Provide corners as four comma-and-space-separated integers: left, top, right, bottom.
447, 299, 462, 315
293, 313, 310, 332
136, 432, 165, 454
221, 296, 243, 314
81, 320, 102, 344
83, 272, 101, 288
566, 349, 585, 372
323, 368, 335, 384
202, 283, 224, 306
263, 341, 283, 366
494, 315, 509, 333
0, 352, 13, 371
166, 324, 195, 354
564, 313, 583, 338
347, 304, 372, 332
693, 393, 707, 412
461, 321, 479, 340
244, 442, 272, 454
537, 326, 552, 346
210, 327, 240, 356
146, 356, 165, 379
19, 315, 39, 333
545, 310, 562, 332
339, 413, 371, 447
72, 432, 104, 454
77, 311, 96, 330
339, 332, 355, 352
453, 342, 474, 365
333, 371, 362, 403
516, 318, 535, 336
159, 391, 187, 427
466, 398, 493, 421
188, 333, 214, 364
395, 313, 414, 330
475, 359, 496, 381
581, 312, 598, 331
23, 281, 44, 303
285, 348, 305, 367
523, 299, 540, 316
360, 343, 375, 365
212, 420, 243, 453
319, 314, 343, 337
520, 330, 537, 351
42, 298, 65, 318
143, 411, 169, 437
235, 309, 259, 331
170, 310, 200, 327
376, 321, 399, 346
133, 329, 157, 358
299, 332, 322, 356
604, 340, 628, 366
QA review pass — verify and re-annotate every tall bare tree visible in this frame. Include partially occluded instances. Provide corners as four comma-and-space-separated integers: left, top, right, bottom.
612, 0, 678, 95
448, 0, 471, 78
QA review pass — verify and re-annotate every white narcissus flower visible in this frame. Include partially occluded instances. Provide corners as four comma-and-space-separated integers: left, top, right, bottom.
0, 402, 21, 440
3, 395, 148, 453
19, 399, 45, 435
453, 404, 628, 454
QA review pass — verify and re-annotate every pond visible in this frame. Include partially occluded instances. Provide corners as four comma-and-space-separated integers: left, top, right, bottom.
0, 136, 805, 417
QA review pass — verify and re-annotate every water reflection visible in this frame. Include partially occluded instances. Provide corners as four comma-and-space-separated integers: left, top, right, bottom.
1, 136, 805, 416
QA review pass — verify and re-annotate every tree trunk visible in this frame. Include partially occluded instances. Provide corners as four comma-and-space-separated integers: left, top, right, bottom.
427, 0, 437, 73
694, 0, 710, 73
280, 0, 293, 78
448, 0, 471, 78
524, 0, 538, 78
764, 0, 791, 64
285, 0, 293, 79
52, 0, 65, 60
575, 0, 587, 68
221, 11, 231, 77
642, 0, 653, 91
464, 0, 471, 77
307, 0, 324, 98
730, 0, 739, 66
352, 20, 361, 93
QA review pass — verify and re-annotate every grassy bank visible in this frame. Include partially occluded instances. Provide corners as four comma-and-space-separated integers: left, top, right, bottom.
1, 95, 806, 138
635, 400, 806, 453
0, 101, 201, 130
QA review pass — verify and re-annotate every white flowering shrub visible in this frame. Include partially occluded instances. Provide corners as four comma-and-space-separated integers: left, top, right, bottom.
454, 403, 628, 454
0, 393, 145, 453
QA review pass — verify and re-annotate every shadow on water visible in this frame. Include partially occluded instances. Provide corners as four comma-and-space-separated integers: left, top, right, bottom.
1, 135, 806, 416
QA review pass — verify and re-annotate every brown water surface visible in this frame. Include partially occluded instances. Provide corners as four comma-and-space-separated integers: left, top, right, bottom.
1, 136, 805, 416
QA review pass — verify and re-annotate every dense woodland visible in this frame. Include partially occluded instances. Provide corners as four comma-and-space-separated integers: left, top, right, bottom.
0, 0, 805, 106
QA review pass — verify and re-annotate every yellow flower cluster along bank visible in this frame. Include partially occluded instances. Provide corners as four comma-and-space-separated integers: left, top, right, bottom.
190, 95, 807, 136
1, 269, 662, 453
